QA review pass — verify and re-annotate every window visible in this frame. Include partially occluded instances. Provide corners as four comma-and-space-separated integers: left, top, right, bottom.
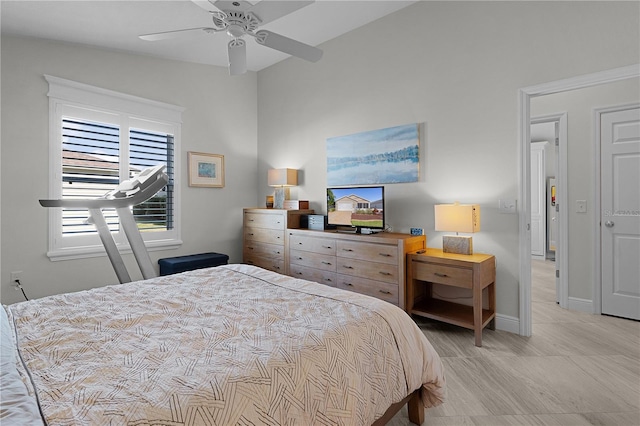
46, 76, 183, 261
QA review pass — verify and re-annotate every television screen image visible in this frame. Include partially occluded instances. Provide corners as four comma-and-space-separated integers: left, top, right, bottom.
326, 186, 384, 231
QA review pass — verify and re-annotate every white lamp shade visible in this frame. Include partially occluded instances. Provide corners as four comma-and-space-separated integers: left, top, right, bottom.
268, 168, 297, 187
434, 203, 480, 233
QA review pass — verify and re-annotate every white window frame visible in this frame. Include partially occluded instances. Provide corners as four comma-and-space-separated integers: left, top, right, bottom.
45, 75, 184, 261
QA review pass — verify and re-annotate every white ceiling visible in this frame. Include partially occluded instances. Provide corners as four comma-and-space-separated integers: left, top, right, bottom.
1, 0, 417, 72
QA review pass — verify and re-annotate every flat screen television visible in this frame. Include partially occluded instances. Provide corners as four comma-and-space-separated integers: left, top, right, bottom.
326, 186, 385, 233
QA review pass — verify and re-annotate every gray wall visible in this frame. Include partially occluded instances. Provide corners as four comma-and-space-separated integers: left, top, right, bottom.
1, 36, 258, 304
257, 1, 640, 319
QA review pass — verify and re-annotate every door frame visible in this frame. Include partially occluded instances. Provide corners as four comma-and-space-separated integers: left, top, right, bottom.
531, 112, 568, 309
518, 64, 639, 337
593, 102, 640, 315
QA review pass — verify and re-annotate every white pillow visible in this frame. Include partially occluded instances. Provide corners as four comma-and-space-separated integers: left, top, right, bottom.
1, 306, 45, 425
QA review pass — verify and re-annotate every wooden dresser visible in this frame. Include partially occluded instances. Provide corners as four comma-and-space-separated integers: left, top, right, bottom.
287, 229, 426, 309
243, 208, 313, 274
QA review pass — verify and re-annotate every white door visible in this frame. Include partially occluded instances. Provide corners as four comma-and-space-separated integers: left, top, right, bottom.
601, 106, 640, 320
531, 142, 547, 258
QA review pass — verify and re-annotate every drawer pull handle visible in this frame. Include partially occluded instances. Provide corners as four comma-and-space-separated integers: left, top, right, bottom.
434, 272, 448, 278
297, 272, 303, 275
248, 247, 254, 250
343, 266, 354, 269
248, 233, 254, 236
345, 282, 353, 286
379, 253, 392, 257
297, 257, 303, 260
275, 251, 281, 255
379, 290, 392, 295
321, 261, 332, 265
379, 272, 392, 276
325, 278, 333, 282
342, 248, 354, 252
248, 219, 255, 222
323, 245, 332, 249
298, 242, 303, 245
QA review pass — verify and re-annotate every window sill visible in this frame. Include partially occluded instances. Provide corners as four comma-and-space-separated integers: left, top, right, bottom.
47, 239, 183, 262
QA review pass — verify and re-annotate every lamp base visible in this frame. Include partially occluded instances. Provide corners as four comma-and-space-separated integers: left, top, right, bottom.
273, 187, 291, 209
443, 235, 473, 255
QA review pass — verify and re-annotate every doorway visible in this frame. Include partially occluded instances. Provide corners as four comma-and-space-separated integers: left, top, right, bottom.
531, 115, 566, 307
518, 64, 640, 337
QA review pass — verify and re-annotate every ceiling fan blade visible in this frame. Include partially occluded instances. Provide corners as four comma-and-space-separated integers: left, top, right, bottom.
248, 1, 314, 26
191, 0, 227, 19
228, 39, 247, 75
139, 28, 218, 41
253, 30, 322, 62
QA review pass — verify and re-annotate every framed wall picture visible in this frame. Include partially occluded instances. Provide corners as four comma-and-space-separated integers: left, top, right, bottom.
326, 123, 420, 186
188, 152, 224, 188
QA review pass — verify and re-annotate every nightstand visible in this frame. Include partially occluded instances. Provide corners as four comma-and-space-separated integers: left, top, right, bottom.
407, 248, 496, 346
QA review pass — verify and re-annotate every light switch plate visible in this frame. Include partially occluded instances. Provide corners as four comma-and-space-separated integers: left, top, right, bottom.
498, 199, 517, 214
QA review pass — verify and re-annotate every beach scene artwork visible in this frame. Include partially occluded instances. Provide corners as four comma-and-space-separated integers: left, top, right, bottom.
326, 123, 419, 186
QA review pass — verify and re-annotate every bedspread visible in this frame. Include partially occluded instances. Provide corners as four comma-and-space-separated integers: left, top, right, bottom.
7, 264, 445, 425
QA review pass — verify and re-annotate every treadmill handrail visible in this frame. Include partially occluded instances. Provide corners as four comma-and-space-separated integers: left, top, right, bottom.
39, 167, 169, 209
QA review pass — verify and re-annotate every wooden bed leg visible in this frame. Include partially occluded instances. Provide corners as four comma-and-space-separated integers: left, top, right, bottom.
407, 390, 424, 425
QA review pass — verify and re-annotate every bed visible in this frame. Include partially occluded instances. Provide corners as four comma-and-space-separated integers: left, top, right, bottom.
2, 264, 445, 425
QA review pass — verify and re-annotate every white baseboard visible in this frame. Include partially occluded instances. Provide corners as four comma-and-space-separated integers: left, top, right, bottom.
568, 297, 594, 314
495, 313, 520, 334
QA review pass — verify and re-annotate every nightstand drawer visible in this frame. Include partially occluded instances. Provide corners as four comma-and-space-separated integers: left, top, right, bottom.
337, 257, 398, 284
290, 264, 337, 287
290, 249, 336, 272
244, 228, 284, 245
337, 241, 398, 265
337, 275, 399, 305
244, 212, 285, 230
289, 234, 336, 255
412, 261, 473, 289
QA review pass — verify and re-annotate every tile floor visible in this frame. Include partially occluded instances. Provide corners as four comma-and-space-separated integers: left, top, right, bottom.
389, 259, 640, 425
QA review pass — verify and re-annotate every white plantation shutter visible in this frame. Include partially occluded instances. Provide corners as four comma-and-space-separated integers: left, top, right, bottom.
46, 76, 183, 260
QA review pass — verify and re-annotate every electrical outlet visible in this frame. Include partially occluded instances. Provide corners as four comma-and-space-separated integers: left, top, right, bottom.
11, 271, 22, 283
410, 227, 424, 236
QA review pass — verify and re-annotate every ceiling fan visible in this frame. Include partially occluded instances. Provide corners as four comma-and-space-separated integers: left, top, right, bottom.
140, 0, 323, 75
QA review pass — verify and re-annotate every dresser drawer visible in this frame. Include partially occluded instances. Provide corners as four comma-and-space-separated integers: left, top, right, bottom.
337, 257, 398, 284
290, 264, 337, 287
244, 255, 285, 274
244, 227, 284, 246
337, 275, 399, 305
412, 261, 473, 289
289, 234, 336, 255
243, 241, 284, 259
337, 240, 397, 265
244, 212, 285, 230
289, 249, 336, 272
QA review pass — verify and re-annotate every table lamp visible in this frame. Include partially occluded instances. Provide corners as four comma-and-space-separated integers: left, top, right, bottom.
434, 202, 480, 255
268, 168, 297, 209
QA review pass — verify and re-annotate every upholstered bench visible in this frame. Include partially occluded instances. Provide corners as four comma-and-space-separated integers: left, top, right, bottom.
158, 252, 229, 276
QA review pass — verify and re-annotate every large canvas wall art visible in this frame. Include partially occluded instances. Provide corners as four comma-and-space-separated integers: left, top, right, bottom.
326, 123, 420, 186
